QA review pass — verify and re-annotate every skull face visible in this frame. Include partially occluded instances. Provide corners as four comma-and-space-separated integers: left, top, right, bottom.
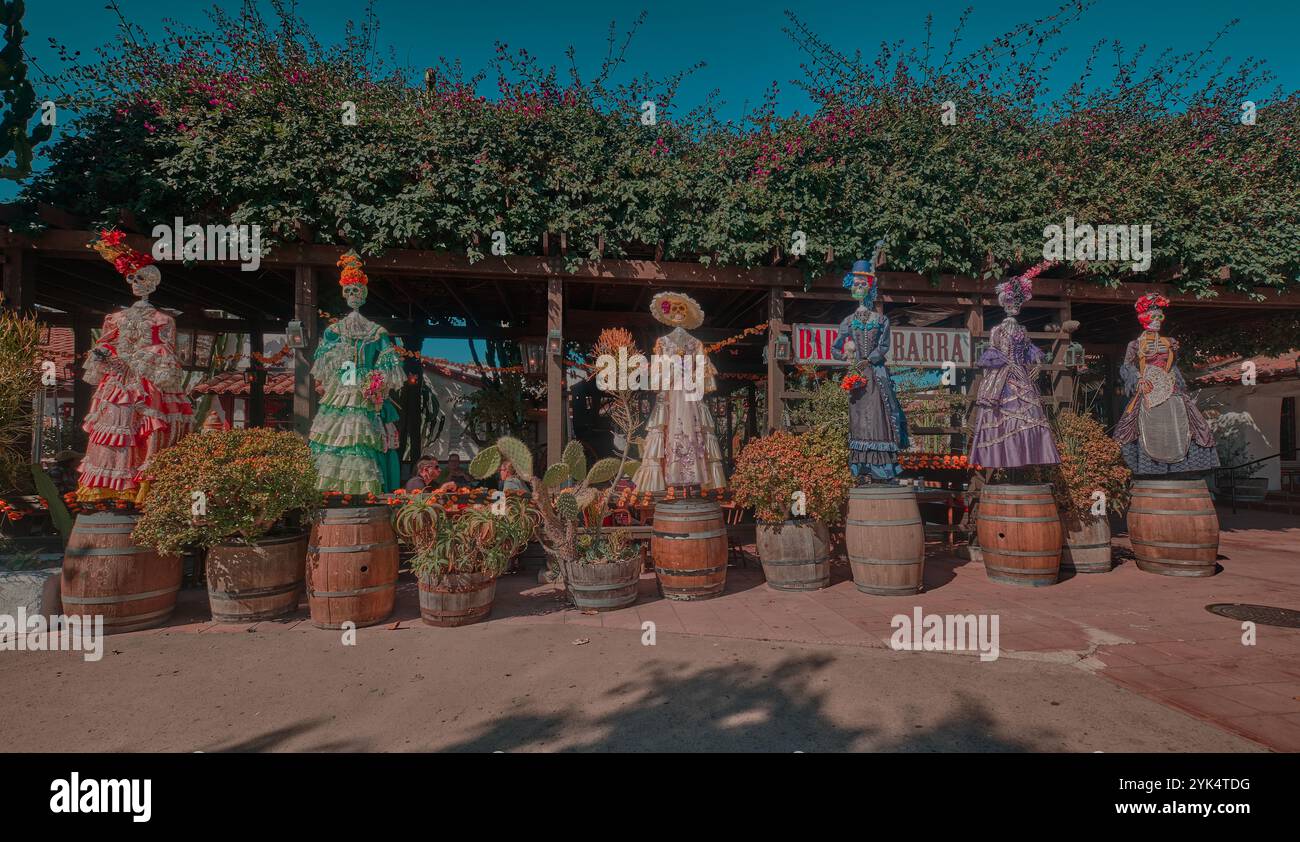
997, 289, 1022, 316
342, 282, 368, 310
1143, 308, 1165, 332
127, 265, 161, 298
850, 272, 875, 303
662, 299, 688, 325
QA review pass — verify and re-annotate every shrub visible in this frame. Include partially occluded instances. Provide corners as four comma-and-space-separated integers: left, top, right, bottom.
1033, 408, 1130, 518
394, 493, 536, 580
730, 430, 852, 526
133, 428, 319, 554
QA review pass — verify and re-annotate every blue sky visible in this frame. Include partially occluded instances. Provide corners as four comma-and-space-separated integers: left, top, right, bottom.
10, 1, 1300, 361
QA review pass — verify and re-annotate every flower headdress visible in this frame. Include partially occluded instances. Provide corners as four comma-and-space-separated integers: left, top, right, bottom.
1135, 292, 1169, 328
92, 228, 155, 277
996, 260, 1052, 312
337, 252, 368, 287
650, 291, 705, 329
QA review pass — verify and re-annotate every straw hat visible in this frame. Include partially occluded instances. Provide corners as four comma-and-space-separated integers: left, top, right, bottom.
649, 291, 705, 329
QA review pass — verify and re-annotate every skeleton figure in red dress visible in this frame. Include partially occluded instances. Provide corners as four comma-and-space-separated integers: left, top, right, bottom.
76, 231, 194, 503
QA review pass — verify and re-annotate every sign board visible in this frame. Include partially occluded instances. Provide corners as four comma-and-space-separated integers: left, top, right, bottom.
792, 324, 973, 369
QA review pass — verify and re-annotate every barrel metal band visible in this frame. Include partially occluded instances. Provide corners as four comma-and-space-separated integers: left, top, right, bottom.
64, 546, 151, 557
571, 581, 637, 592
847, 517, 922, 527
1129, 508, 1215, 516
208, 580, 303, 600
848, 555, 919, 566
1130, 539, 1216, 549
655, 565, 726, 576
71, 526, 137, 534
982, 547, 1059, 557
984, 564, 1056, 575
309, 581, 396, 598
307, 540, 397, 553
62, 585, 180, 605
653, 529, 726, 540
977, 515, 1059, 523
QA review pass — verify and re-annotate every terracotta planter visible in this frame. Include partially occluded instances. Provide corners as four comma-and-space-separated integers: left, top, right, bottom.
205, 531, 307, 622
756, 519, 830, 591
1060, 513, 1112, 574
565, 556, 641, 611
418, 571, 498, 627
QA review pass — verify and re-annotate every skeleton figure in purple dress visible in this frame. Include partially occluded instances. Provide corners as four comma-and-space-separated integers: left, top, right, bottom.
968, 275, 1061, 469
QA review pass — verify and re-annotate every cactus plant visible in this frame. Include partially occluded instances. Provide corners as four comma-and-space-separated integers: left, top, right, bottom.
585, 457, 620, 485
562, 440, 586, 483
542, 463, 570, 489
468, 446, 501, 480
495, 436, 533, 480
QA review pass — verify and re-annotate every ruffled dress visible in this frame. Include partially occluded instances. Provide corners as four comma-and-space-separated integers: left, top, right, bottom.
631, 327, 727, 492
831, 309, 909, 480
968, 318, 1060, 469
1113, 333, 1218, 475
77, 302, 194, 503
309, 315, 405, 494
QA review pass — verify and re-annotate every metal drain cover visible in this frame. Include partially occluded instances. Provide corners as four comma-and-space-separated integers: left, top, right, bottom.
1206, 604, 1300, 629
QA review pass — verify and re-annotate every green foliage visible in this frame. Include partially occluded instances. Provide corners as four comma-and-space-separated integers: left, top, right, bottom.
29, 465, 71, 545
562, 440, 586, 483
467, 445, 500, 480
542, 462, 570, 488
555, 489, 579, 521
621, 459, 640, 478
495, 436, 533, 479
585, 457, 620, 485
394, 493, 536, 580
0, 1, 53, 179
21, 4, 1300, 293
0, 303, 41, 496
132, 429, 319, 554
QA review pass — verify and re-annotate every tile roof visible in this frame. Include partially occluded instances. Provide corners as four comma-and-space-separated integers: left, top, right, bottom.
191, 371, 296, 396
1193, 350, 1300, 386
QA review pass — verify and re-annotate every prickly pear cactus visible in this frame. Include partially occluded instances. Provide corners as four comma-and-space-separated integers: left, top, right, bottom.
495, 436, 533, 479
543, 463, 570, 489
585, 457, 620, 485
555, 490, 580, 520
468, 445, 501, 479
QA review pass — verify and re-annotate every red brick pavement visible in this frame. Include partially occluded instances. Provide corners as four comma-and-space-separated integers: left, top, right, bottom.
141, 506, 1300, 751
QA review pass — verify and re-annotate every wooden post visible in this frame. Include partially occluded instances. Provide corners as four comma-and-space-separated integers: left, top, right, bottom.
248, 320, 266, 427
1, 247, 35, 312
1052, 300, 1074, 409
399, 335, 424, 465
72, 309, 93, 430
546, 277, 564, 464
961, 303, 984, 454
766, 287, 784, 432
292, 265, 318, 438
746, 382, 758, 439
724, 392, 734, 471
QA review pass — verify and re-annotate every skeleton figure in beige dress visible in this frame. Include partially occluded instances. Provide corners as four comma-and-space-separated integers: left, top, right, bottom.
631, 292, 727, 493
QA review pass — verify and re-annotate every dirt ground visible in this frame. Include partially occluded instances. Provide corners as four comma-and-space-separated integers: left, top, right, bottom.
0, 620, 1260, 752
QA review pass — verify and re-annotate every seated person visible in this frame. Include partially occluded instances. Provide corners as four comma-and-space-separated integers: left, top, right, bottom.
499, 461, 529, 493
404, 458, 440, 491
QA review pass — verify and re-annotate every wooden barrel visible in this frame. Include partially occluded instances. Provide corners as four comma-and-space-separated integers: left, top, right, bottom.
845, 485, 925, 595
205, 531, 307, 622
756, 520, 830, 591
652, 499, 728, 601
418, 572, 497, 626
1061, 513, 1112, 574
307, 507, 399, 629
61, 512, 181, 633
977, 484, 1062, 586
567, 556, 641, 611
1128, 479, 1219, 577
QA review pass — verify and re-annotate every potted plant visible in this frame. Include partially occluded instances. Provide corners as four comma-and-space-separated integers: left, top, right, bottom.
133, 428, 319, 622
394, 492, 536, 626
467, 330, 646, 612
730, 429, 853, 591
1033, 408, 1130, 574
1210, 413, 1269, 502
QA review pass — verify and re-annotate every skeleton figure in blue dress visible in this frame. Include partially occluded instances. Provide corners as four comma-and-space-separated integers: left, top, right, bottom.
831, 253, 910, 483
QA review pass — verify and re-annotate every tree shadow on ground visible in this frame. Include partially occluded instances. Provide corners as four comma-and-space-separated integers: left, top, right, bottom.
438, 654, 1054, 753
202, 717, 376, 752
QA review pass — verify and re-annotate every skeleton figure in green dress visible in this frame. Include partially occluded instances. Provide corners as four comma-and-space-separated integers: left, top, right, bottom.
308, 253, 405, 493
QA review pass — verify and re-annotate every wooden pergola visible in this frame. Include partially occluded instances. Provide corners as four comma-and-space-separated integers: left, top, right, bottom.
6, 223, 1300, 467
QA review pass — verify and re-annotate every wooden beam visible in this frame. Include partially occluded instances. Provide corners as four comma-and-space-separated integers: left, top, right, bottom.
293, 265, 318, 438
2, 247, 35, 311
766, 287, 784, 433
248, 320, 266, 427
72, 309, 93, 430
546, 278, 564, 464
